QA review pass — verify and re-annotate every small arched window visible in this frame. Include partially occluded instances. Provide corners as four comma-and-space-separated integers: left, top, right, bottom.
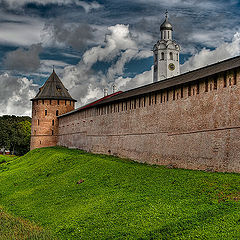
56, 110, 59, 116
45, 110, 47, 116
170, 52, 173, 60
52, 119, 54, 126
161, 52, 164, 60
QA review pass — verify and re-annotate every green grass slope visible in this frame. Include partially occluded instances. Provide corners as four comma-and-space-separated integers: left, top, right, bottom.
0, 207, 53, 240
0, 147, 239, 240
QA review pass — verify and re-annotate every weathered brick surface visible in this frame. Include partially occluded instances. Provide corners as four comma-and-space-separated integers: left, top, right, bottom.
30, 99, 74, 150
57, 69, 240, 173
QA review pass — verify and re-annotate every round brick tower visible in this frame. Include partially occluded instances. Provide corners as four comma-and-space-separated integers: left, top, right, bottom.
30, 70, 77, 150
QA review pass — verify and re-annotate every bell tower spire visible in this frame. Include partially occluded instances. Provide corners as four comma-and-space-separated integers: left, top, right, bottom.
153, 11, 180, 82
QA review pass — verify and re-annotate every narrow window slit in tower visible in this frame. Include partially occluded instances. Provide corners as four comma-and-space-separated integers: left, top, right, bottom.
57, 100, 60, 105
166, 90, 169, 101
42, 100, 44, 104
149, 94, 151, 105
56, 110, 59, 116
188, 84, 191, 96
173, 88, 175, 100
214, 77, 217, 90
52, 120, 54, 126
196, 82, 200, 94
37, 119, 40, 125
161, 52, 164, 60
50, 100, 52, 105
45, 110, 47, 116
52, 130, 54, 136
181, 86, 183, 98
233, 69, 237, 85
223, 73, 227, 87
205, 80, 208, 92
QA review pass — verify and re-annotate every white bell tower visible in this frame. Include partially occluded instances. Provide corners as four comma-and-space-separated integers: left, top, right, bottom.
153, 11, 180, 82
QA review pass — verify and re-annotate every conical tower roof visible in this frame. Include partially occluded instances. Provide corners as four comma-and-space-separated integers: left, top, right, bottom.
31, 70, 76, 102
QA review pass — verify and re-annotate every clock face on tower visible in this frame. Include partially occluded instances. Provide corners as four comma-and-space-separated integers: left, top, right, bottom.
168, 63, 175, 71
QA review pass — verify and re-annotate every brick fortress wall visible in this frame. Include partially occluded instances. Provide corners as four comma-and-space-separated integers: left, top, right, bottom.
31, 99, 75, 150
58, 68, 240, 173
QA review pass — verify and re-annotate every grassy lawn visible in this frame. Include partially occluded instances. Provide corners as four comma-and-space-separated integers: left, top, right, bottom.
0, 147, 239, 239
0, 207, 53, 240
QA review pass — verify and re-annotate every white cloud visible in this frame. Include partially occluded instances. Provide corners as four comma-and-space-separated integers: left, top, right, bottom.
181, 32, 240, 73
62, 24, 152, 106
0, 19, 43, 46
0, 73, 37, 116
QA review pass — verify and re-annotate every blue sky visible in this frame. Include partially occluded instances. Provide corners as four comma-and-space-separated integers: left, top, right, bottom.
0, 0, 239, 115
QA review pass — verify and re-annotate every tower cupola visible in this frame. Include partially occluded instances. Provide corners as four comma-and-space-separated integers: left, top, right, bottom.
160, 10, 173, 40
153, 10, 180, 82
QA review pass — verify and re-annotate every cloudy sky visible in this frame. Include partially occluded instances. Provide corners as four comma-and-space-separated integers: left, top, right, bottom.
0, 0, 239, 116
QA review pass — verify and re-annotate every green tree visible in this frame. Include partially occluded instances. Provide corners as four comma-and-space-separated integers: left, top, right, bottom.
0, 115, 31, 155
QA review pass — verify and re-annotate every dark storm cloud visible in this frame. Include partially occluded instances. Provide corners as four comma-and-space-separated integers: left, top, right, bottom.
45, 21, 95, 50
3, 43, 43, 72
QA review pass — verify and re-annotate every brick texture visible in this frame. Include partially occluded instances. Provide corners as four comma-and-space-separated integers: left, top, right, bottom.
57, 69, 240, 173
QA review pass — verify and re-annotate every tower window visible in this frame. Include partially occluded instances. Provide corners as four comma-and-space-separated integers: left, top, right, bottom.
173, 88, 175, 100
52, 119, 54, 126
170, 52, 173, 60
56, 110, 59, 116
57, 100, 60, 105
188, 84, 191, 96
223, 73, 227, 87
161, 52, 164, 60
70, 101, 71, 106
65, 100, 67, 105
45, 110, 47, 116
181, 86, 183, 98
196, 82, 200, 94
50, 100, 52, 105
233, 69, 237, 85
52, 130, 54, 135
205, 80, 208, 92
42, 100, 44, 104
214, 77, 217, 90
37, 119, 40, 125
229, 78, 232, 86
154, 53, 158, 63
168, 31, 170, 39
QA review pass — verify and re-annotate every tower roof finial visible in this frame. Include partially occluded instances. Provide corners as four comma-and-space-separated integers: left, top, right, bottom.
165, 9, 168, 19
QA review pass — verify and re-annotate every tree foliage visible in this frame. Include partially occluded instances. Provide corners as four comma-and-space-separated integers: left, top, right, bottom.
0, 115, 31, 155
